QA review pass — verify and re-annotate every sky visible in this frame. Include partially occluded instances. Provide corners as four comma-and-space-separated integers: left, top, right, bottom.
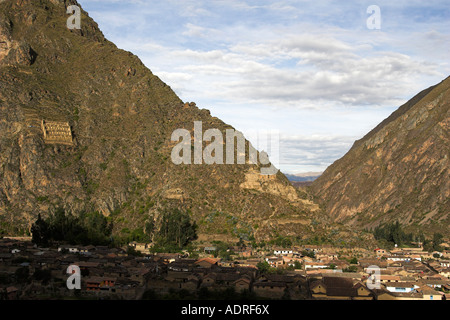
77, 0, 450, 174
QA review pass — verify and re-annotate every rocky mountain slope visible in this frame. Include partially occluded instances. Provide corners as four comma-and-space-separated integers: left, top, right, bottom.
0, 0, 329, 242
310, 76, 450, 235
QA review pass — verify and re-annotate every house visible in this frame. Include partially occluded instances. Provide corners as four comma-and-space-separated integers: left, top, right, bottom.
419, 285, 444, 300
232, 246, 253, 258
58, 245, 80, 254
384, 282, 419, 293
304, 262, 329, 270
154, 253, 182, 263
375, 288, 424, 300
6, 286, 18, 300
332, 260, 351, 270
165, 271, 193, 283
85, 276, 116, 292
201, 272, 241, 289
253, 281, 287, 299
195, 257, 220, 269
235, 266, 258, 278
439, 268, 450, 279
112, 279, 139, 299
386, 255, 410, 262
302, 245, 322, 253
380, 275, 401, 284
218, 261, 235, 268
316, 253, 338, 261
409, 255, 422, 261
310, 276, 374, 300
180, 275, 200, 292
200, 273, 217, 287
167, 262, 193, 272
73, 261, 100, 275
265, 256, 284, 268
397, 247, 424, 255
352, 283, 375, 300
128, 267, 151, 285
273, 247, 293, 256
128, 242, 152, 254
103, 265, 129, 278
374, 248, 388, 257
0, 253, 13, 262
401, 261, 429, 274
236, 259, 260, 268
439, 260, 450, 268
257, 274, 298, 285
164, 271, 200, 292
420, 279, 449, 290
25, 282, 47, 297
281, 256, 295, 266
359, 259, 388, 269
203, 246, 217, 254
215, 273, 241, 287
234, 275, 252, 292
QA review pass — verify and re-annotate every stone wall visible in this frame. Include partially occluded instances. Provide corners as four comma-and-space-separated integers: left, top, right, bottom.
41, 119, 73, 145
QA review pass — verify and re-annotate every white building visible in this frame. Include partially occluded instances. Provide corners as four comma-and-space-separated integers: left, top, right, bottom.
273, 248, 293, 255
385, 282, 419, 293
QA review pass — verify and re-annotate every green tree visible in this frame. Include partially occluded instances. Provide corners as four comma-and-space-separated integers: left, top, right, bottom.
349, 257, 358, 264
153, 208, 198, 250
31, 208, 113, 246
256, 261, 272, 274
373, 221, 414, 247
343, 265, 358, 273
31, 213, 50, 246
432, 233, 444, 252
126, 246, 143, 257
301, 250, 315, 258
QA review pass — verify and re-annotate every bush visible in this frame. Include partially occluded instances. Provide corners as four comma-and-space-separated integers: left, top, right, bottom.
150, 208, 198, 250
31, 208, 113, 246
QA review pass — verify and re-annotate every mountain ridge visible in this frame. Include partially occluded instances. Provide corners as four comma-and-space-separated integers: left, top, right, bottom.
310, 76, 450, 236
0, 0, 334, 244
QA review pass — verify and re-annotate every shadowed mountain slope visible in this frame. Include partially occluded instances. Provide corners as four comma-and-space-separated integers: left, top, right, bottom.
311, 76, 450, 235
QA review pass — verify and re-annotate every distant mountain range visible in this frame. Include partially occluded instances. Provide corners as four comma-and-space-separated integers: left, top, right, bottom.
285, 172, 323, 182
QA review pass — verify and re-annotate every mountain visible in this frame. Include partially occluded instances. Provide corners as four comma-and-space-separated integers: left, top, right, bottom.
310, 76, 450, 235
0, 0, 326, 242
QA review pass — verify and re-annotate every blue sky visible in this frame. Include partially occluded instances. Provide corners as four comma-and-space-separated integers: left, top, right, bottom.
78, 0, 450, 174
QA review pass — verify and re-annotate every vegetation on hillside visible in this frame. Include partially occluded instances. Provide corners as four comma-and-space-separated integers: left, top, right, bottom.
146, 208, 198, 252
31, 208, 113, 246
30, 206, 198, 251
372, 221, 444, 251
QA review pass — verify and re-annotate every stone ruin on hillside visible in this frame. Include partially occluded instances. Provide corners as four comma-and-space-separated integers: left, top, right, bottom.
40, 119, 73, 145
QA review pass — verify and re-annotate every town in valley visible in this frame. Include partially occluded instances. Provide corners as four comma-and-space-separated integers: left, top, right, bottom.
1, 236, 449, 300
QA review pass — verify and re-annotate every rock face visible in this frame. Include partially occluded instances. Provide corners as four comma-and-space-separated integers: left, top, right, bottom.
310, 77, 450, 235
0, 0, 319, 241
240, 169, 300, 203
